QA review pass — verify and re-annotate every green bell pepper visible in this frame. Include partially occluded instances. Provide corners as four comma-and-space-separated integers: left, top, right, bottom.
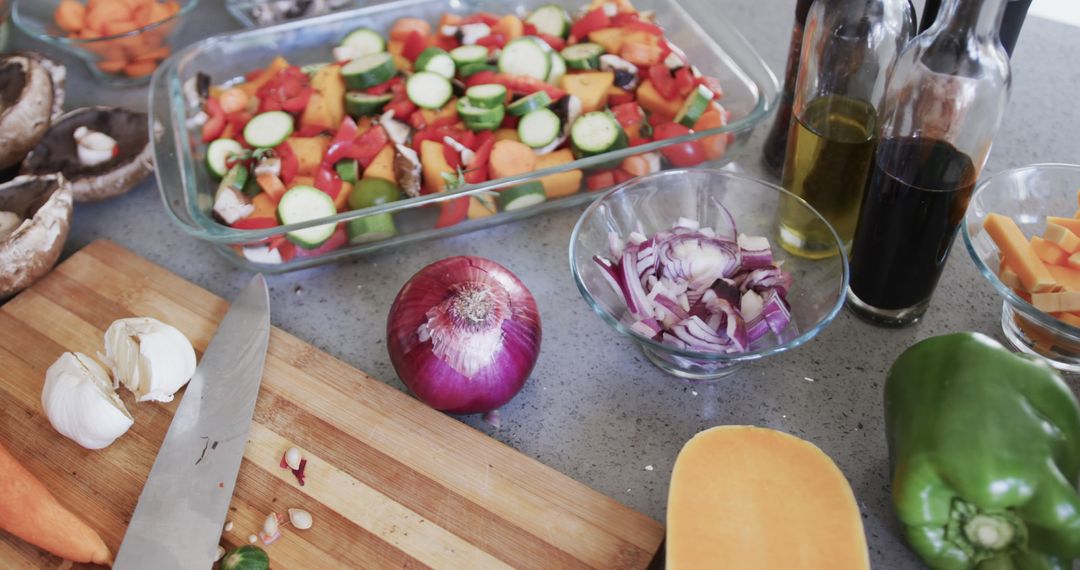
886, 332, 1080, 570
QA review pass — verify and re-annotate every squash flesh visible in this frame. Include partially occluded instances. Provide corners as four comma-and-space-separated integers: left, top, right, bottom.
667, 426, 870, 570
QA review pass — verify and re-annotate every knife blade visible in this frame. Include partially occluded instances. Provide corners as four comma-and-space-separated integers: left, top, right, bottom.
114, 274, 271, 569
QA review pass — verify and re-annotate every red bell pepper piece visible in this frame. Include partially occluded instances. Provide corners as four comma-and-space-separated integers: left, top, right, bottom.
294, 124, 329, 137
408, 109, 428, 131
570, 8, 611, 40
295, 225, 348, 257
365, 76, 403, 96
202, 98, 226, 143
434, 34, 460, 52
522, 23, 538, 36
267, 236, 296, 262
535, 33, 566, 52
227, 111, 254, 137
315, 163, 343, 199
611, 102, 645, 129
231, 217, 279, 230
245, 67, 265, 82
461, 12, 500, 26
281, 88, 313, 114
476, 33, 507, 52
402, 30, 428, 62
353, 125, 390, 168
674, 66, 696, 98
613, 168, 635, 184
652, 121, 706, 167
613, 13, 665, 35
257, 67, 313, 115
585, 170, 616, 192
695, 75, 725, 99
275, 142, 299, 184
629, 135, 652, 147
471, 73, 565, 100
608, 89, 636, 106
648, 64, 679, 100
323, 117, 360, 166
443, 143, 462, 171
463, 135, 495, 185
435, 197, 471, 228
385, 98, 417, 121
464, 70, 497, 87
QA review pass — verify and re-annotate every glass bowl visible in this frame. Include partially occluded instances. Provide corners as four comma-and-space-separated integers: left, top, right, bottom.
569, 169, 849, 381
12, 0, 199, 86
962, 163, 1080, 372
0, 1, 10, 52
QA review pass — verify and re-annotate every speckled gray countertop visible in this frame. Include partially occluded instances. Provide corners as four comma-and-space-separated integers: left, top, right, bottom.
9, 1, 1080, 568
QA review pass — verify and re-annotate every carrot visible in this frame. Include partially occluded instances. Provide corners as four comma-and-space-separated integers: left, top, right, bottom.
621, 154, 652, 177
619, 42, 663, 67
488, 140, 537, 180
54, 0, 86, 33
694, 107, 730, 161
135, 44, 172, 63
389, 18, 431, 42
147, 2, 173, 25
251, 192, 278, 217
256, 174, 287, 203
0, 442, 112, 565
123, 59, 158, 77
103, 18, 139, 37
492, 15, 524, 40
86, 1, 132, 35
96, 59, 128, 74
219, 87, 250, 114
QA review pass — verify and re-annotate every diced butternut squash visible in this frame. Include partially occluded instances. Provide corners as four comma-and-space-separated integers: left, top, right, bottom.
1046, 216, 1080, 237
334, 181, 353, 212
983, 213, 1057, 293
1032, 291, 1080, 313
363, 145, 397, 185
1069, 252, 1080, 270
560, 71, 614, 114
637, 79, 683, 119
1044, 222, 1080, 253
1031, 236, 1068, 266
302, 65, 346, 132
420, 140, 454, 193
492, 15, 524, 40
291, 176, 315, 189
285, 136, 331, 176
588, 28, 624, 54
488, 140, 536, 180
667, 426, 869, 570
494, 128, 519, 143
419, 98, 459, 129
1049, 264, 1080, 291
999, 262, 1022, 290
468, 194, 497, 219
250, 192, 277, 219
535, 149, 582, 199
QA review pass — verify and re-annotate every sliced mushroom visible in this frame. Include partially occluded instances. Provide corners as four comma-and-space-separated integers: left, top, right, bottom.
21, 107, 154, 202
0, 174, 73, 299
0, 53, 56, 170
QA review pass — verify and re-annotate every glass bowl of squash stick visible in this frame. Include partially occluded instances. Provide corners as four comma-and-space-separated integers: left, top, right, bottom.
963, 163, 1080, 372
13, 0, 198, 85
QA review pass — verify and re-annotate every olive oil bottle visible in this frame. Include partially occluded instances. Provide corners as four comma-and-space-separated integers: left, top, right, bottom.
776, 0, 914, 259
779, 95, 877, 259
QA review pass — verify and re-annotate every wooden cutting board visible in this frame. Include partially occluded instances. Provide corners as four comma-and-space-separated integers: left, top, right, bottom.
0, 240, 663, 569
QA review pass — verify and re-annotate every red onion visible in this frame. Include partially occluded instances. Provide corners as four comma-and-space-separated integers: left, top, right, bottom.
387, 257, 542, 414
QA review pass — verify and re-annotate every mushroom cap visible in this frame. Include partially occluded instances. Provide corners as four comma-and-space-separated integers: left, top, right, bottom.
0, 53, 56, 171
21, 106, 154, 203
0, 174, 73, 300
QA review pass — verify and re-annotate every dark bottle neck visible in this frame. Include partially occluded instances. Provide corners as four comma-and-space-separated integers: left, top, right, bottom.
930, 0, 1009, 41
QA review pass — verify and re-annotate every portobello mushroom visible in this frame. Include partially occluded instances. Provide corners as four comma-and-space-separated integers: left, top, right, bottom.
0, 174, 73, 300
0, 52, 60, 171
21, 107, 154, 202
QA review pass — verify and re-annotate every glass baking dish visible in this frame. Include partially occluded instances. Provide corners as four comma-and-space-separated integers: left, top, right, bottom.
225, 0, 365, 28
149, 0, 779, 273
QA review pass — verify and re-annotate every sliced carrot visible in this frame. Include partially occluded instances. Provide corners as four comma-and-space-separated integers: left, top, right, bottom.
163, 1, 182, 16
123, 59, 158, 77
147, 2, 173, 25
621, 154, 652, 177
0, 442, 112, 565
488, 140, 537, 180
96, 59, 128, 74
86, 1, 133, 35
256, 174, 288, 204
54, 0, 87, 33
619, 42, 663, 67
103, 18, 140, 37
219, 87, 250, 114
389, 18, 431, 42
694, 107, 730, 161
251, 192, 278, 217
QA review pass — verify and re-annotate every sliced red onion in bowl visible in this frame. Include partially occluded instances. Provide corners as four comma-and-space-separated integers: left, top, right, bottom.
593, 218, 794, 355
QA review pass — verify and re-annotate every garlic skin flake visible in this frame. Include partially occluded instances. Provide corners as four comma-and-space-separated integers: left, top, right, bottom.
42, 352, 133, 450
103, 317, 196, 403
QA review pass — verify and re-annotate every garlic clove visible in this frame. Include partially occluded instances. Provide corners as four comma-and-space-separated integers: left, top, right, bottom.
103, 317, 196, 403
214, 545, 225, 562
42, 352, 133, 450
285, 446, 302, 470
288, 508, 313, 530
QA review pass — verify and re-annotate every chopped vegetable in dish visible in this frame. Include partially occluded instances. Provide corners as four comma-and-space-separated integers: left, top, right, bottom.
197, 0, 732, 262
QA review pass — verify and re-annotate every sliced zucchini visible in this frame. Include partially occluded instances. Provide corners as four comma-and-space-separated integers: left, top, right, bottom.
206, 138, 245, 179
300, 62, 330, 76
277, 185, 337, 248
457, 99, 505, 131
341, 52, 397, 90
406, 71, 453, 109
346, 213, 397, 244
517, 108, 561, 149
449, 44, 490, 67
561, 43, 604, 71
458, 62, 498, 78
526, 4, 571, 38
335, 159, 359, 183
243, 111, 294, 149
571, 111, 628, 166
507, 90, 552, 117
348, 178, 401, 210
674, 84, 715, 128
497, 182, 547, 211
341, 27, 386, 57
345, 91, 393, 117
498, 37, 551, 82
546, 52, 566, 85
465, 84, 508, 109
220, 163, 249, 193
415, 47, 456, 79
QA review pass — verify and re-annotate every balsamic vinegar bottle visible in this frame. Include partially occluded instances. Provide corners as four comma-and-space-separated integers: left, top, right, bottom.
920, 0, 1031, 56
761, 0, 814, 175
847, 0, 1012, 326
777, 0, 914, 259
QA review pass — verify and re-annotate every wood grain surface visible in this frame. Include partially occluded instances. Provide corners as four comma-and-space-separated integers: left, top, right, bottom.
0, 240, 664, 569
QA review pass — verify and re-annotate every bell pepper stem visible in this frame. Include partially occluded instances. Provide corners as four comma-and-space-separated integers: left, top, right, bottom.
963, 513, 1016, 551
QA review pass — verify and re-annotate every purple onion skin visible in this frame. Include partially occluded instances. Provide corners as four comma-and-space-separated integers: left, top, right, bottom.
387, 257, 542, 415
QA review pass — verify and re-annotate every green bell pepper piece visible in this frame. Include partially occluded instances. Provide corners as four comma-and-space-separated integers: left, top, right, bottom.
886, 333, 1080, 570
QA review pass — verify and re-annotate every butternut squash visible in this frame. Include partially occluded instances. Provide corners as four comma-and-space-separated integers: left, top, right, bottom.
637, 79, 683, 119
285, 136, 330, 176
301, 65, 346, 131
535, 149, 582, 199
494, 128, 520, 143
420, 140, 454, 193
667, 426, 870, 570
559, 71, 614, 114
467, 194, 497, 219
983, 213, 1056, 293
363, 145, 397, 185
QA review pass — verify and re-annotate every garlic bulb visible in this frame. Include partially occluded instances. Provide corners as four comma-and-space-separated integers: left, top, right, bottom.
103, 317, 196, 403
41, 352, 133, 450
0, 211, 23, 241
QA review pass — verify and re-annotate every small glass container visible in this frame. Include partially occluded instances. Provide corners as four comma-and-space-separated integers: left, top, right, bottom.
847, 0, 1012, 326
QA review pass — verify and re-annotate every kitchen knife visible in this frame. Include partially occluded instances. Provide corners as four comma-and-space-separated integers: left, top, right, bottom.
114, 274, 271, 569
